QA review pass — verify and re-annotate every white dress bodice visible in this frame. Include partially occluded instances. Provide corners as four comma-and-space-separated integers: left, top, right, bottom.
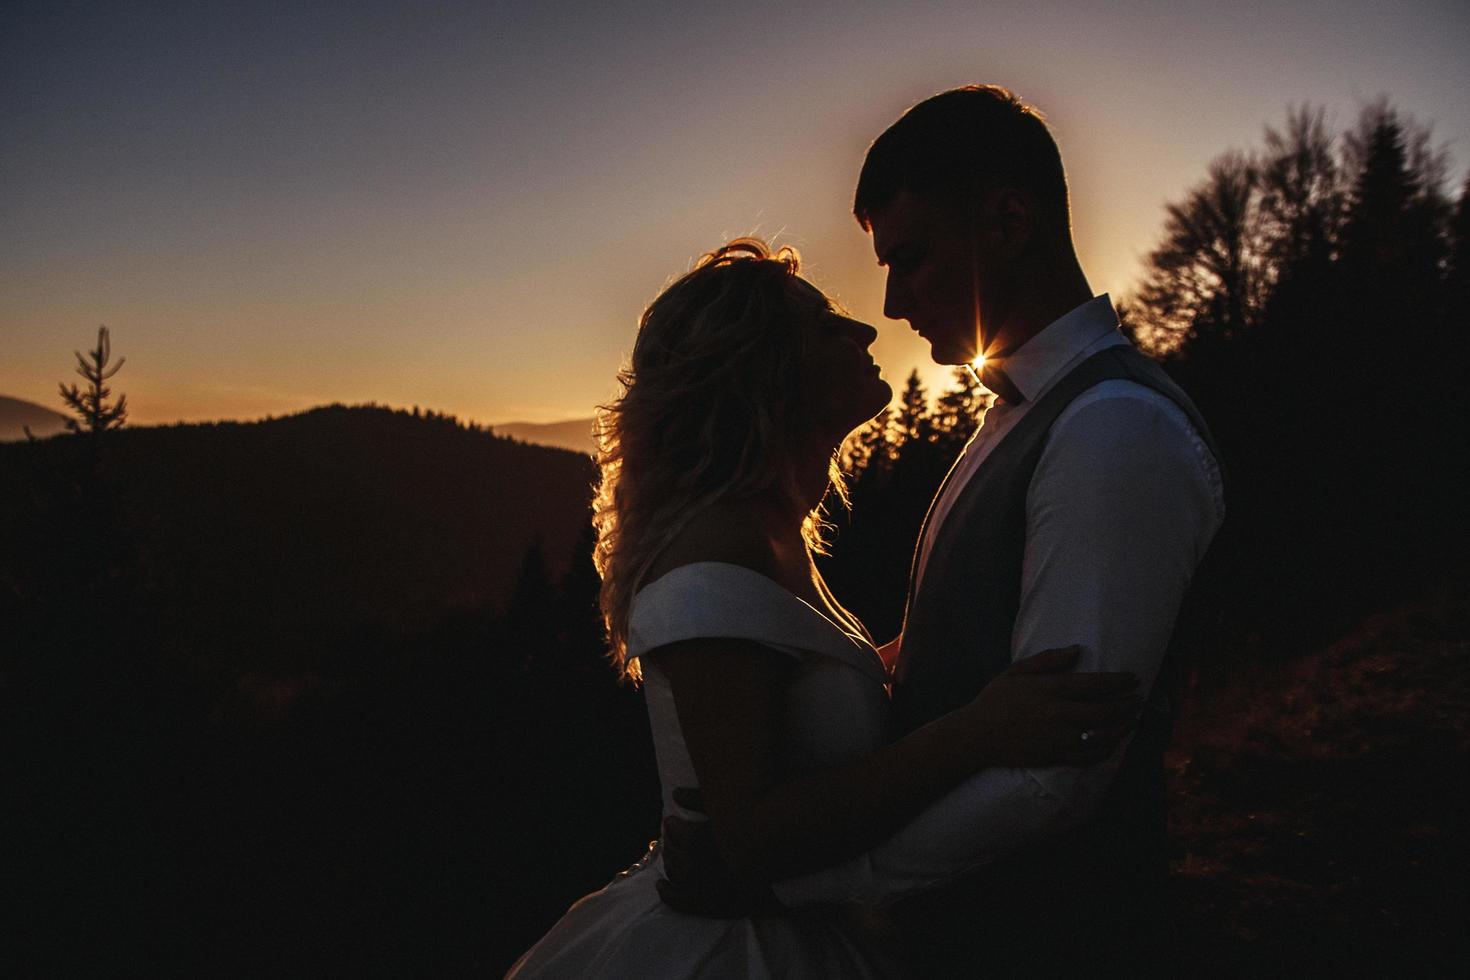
630, 562, 894, 821
505, 561, 903, 979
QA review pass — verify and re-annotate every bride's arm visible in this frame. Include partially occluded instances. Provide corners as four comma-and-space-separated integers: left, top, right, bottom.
647, 640, 1136, 889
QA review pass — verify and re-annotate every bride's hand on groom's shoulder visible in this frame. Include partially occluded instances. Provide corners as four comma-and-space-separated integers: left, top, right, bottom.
960, 646, 1142, 769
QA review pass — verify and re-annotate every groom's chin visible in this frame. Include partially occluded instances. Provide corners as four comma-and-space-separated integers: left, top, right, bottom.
917, 330, 978, 366
928, 342, 976, 366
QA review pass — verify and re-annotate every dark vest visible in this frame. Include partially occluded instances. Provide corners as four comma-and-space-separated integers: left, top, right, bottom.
890, 344, 1221, 978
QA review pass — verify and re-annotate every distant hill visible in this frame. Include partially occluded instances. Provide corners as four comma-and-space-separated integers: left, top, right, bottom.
0, 395, 68, 442
493, 418, 596, 456
0, 404, 597, 667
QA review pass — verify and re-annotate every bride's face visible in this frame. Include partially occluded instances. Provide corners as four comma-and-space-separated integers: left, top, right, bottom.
789, 279, 892, 443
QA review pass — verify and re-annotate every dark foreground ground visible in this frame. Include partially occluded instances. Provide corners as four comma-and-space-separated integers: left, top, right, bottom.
1166, 590, 1469, 976
7, 590, 1466, 977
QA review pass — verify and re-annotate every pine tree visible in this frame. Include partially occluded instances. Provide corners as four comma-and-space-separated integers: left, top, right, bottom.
1446, 174, 1470, 321
1333, 102, 1452, 400
889, 369, 947, 557
840, 407, 895, 483
894, 370, 934, 447
554, 521, 607, 668
59, 326, 128, 434
504, 534, 558, 673
1339, 107, 1418, 275
1437, 172, 1470, 549
932, 366, 988, 454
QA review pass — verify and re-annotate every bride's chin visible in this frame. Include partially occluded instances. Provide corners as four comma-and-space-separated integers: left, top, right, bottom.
863, 386, 893, 424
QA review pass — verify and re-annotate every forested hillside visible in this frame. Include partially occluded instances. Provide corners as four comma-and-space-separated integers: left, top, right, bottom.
1, 404, 595, 670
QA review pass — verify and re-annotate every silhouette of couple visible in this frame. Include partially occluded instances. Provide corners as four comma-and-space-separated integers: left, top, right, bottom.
508, 86, 1224, 978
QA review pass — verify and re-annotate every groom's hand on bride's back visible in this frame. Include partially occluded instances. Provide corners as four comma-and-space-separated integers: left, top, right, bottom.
657, 787, 782, 917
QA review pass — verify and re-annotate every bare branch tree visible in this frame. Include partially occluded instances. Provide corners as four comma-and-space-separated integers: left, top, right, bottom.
1259, 104, 1344, 274
1131, 151, 1269, 356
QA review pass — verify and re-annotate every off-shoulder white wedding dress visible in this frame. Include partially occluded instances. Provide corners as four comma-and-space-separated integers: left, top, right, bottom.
505, 561, 904, 978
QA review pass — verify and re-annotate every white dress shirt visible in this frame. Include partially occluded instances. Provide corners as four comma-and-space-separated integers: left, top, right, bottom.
773, 294, 1225, 908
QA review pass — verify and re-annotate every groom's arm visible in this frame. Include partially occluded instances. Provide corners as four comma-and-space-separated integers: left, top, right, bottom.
1011, 385, 1222, 801
773, 385, 1223, 908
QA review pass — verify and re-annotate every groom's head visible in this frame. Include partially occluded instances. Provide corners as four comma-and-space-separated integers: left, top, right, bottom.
855, 85, 1073, 364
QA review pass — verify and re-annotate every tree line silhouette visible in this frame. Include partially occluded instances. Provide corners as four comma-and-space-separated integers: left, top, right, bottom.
2, 97, 1465, 976
1127, 100, 1469, 661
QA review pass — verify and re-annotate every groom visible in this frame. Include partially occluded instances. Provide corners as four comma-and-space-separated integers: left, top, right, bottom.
666, 86, 1224, 976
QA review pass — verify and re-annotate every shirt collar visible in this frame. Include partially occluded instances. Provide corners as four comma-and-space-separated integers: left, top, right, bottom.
992, 294, 1118, 403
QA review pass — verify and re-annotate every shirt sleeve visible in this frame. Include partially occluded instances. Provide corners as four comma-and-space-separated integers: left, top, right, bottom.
773, 383, 1223, 908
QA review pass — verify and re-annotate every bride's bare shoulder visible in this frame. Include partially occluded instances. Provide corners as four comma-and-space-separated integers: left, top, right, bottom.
643, 500, 779, 585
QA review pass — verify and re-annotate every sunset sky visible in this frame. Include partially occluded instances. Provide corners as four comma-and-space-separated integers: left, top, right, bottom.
3, 0, 1467, 427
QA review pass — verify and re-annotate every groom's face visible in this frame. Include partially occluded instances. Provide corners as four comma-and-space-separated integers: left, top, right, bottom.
869, 188, 992, 366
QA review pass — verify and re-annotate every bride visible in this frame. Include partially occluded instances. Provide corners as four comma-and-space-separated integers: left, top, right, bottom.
505, 240, 1140, 978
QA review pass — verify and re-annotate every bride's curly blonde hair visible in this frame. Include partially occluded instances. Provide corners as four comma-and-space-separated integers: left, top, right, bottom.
593, 238, 848, 682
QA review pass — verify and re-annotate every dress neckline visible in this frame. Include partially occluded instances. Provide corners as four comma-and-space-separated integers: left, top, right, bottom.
638, 560, 872, 648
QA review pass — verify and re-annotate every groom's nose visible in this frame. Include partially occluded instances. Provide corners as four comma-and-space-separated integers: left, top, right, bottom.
883, 271, 912, 322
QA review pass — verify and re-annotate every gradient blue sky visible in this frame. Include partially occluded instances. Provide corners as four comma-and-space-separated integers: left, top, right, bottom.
3, 0, 1467, 425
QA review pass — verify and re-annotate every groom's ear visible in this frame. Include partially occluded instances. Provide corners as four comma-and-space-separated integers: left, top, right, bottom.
989, 185, 1034, 259
962, 180, 1033, 261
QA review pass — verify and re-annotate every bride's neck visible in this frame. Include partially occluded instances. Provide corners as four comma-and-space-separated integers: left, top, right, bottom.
753, 444, 836, 543
794, 432, 840, 510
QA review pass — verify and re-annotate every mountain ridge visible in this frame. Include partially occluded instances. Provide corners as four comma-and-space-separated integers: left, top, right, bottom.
493, 417, 596, 456
0, 403, 597, 668
0, 394, 69, 442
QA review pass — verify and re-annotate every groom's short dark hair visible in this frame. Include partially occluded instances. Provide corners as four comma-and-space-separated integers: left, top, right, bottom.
854, 85, 1070, 233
